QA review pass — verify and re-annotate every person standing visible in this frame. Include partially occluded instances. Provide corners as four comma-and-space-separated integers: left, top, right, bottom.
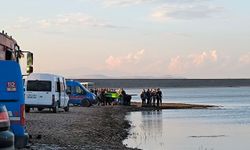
156, 88, 162, 107
140, 89, 147, 107
146, 89, 151, 106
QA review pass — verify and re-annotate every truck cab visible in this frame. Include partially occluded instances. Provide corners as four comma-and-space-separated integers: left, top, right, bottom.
0, 31, 33, 148
66, 80, 97, 107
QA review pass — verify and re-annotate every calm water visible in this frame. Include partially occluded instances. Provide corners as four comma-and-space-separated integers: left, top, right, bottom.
124, 87, 250, 150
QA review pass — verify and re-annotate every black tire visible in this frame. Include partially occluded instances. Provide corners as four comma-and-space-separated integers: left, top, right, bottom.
64, 103, 69, 112
52, 103, 58, 113
25, 107, 30, 113
81, 99, 90, 107
38, 108, 43, 111
0, 131, 14, 148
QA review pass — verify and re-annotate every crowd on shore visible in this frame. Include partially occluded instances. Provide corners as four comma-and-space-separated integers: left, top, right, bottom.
89, 88, 162, 108
140, 88, 162, 107
90, 88, 131, 106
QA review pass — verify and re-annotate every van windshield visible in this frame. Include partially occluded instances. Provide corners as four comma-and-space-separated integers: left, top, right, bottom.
27, 80, 51, 92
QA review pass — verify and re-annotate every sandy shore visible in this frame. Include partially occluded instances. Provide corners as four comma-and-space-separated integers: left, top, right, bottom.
23, 103, 215, 150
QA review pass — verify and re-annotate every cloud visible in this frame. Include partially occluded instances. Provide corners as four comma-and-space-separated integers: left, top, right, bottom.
168, 56, 186, 74
167, 50, 218, 74
105, 49, 145, 69
189, 50, 217, 65
10, 17, 32, 30
151, 2, 224, 21
239, 53, 250, 64
100, 0, 155, 7
37, 13, 119, 29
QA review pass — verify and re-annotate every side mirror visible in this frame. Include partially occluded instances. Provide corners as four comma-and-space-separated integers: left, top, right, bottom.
26, 52, 33, 74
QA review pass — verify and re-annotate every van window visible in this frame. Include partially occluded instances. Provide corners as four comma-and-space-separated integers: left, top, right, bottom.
75, 86, 86, 95
27, 80, 51, 92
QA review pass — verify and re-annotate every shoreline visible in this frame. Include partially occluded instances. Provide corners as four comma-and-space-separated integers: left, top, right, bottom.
23, 103, 217, 150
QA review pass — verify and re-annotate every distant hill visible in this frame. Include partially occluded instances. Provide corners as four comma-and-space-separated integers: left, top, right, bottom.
72, 79, 250, 88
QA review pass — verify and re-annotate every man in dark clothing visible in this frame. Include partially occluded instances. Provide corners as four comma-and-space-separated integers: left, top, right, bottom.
140, 89, 147, 107
156, 88, 162, 107
146, 89, 151, 106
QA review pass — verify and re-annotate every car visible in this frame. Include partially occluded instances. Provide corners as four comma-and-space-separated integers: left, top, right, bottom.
0, 105, 15, 150
66, 80, 97, 107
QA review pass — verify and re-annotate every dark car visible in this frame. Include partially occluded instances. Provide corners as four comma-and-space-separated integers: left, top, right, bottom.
0, 105, 14, 149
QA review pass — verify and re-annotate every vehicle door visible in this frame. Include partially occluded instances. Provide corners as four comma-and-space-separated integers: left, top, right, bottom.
25, 80, 52, 105
74, 85, 86, 102
59, 78, 67, 107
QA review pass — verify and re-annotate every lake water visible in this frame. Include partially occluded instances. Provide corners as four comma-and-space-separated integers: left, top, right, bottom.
124, 87, 250, 150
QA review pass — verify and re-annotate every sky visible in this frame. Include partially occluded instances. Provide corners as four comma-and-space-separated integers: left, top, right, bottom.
1, 0, 250, 78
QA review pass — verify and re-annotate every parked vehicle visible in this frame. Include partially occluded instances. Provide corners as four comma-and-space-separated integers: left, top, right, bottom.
0, 31, 32, 148
66, 80, 97, 107
0, 105, 15, 149
25, 73, 70, 113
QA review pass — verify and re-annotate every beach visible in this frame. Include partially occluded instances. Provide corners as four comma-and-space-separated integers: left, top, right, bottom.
23, 102, 213, 150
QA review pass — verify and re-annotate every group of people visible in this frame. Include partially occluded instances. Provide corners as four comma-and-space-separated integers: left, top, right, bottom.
91, 88, 131, 106
140, 88, 162, 107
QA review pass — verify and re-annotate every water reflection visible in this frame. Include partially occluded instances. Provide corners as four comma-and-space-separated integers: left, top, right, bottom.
124, 110, 250, 150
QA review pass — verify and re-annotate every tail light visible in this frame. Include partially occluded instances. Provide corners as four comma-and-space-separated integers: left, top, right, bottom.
20, 104, 25, 126
0, 105, 10, 131
0, 107, 9, 123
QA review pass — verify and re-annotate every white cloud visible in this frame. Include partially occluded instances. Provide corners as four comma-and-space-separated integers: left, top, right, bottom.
239, 53, 250, 64
151, 3, 224, 21
167, 50, 218, 74
168, 56, 186, 74
105, 49, 145, 69
189, 50, 217, 65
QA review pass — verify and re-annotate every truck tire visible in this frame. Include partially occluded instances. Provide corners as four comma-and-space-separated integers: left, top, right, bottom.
64, 103, 69, 112
38, 108, 43, 112
81, 99, 90, 107
52, 103, 58, 113
0, 131, 14, 148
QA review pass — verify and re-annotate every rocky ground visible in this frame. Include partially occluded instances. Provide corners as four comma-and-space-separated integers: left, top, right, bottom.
22, 103, 214, 150
24, 106, 134, 150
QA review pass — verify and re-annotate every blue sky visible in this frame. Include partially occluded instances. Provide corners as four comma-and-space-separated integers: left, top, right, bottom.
1, 0, 250, 78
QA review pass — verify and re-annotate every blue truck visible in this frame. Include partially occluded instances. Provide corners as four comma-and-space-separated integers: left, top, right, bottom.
66, 80, 97, 107
0, 31, 33, 148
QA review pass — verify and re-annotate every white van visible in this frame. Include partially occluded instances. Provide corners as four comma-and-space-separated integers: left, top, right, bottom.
25, 73, 69, 113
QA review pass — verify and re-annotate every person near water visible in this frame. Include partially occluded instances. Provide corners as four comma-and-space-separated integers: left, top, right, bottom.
140, 89, 147, 107
156, 88, 162, 107
146, 89, 151, 106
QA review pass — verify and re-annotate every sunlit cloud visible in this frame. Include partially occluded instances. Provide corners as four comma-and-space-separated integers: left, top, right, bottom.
189, 50, 217, 65
239, 53, 250, 64
168, 56, 186, 74
105, 49, 145, 69
167, 50, 218, 74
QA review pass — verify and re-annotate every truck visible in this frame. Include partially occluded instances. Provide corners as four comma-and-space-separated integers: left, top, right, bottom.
0, 31, 33, 148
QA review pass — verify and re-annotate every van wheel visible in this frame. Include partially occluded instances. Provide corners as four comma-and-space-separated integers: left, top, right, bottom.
25, 107, 30, 113
38, 108, 43, 111
81, 99, 90, 107
64, 103, 69, 112
53, 103, 58, 113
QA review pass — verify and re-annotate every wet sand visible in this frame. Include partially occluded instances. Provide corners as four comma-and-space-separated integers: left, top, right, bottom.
23, 103, 216, 150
